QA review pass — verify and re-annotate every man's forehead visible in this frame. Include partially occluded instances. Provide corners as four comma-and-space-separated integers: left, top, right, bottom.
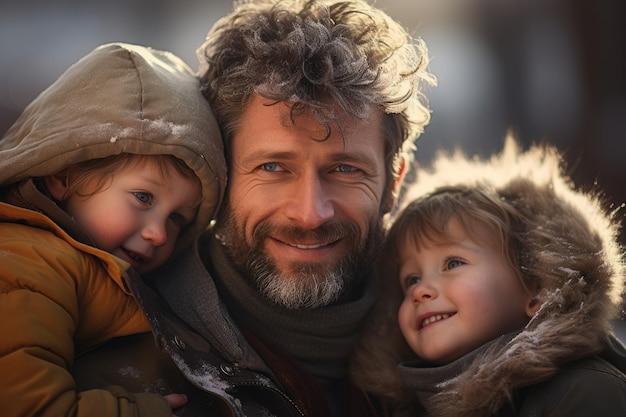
253, 95, 382, 135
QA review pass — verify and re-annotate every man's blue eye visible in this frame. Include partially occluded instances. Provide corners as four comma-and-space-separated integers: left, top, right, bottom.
337, 164, 357, 172
262, 162, 278, 171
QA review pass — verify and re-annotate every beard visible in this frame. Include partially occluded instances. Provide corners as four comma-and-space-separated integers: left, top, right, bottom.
215, 203, 384, 310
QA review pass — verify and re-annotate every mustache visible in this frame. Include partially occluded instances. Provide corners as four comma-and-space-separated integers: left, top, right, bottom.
252, 220, 361, 246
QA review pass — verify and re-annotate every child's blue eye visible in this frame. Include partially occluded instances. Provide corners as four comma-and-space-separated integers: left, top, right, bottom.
405, 275, 421, 288
446, 258, 464, 270
169, 212, 185, 226
133, 192, 152, 204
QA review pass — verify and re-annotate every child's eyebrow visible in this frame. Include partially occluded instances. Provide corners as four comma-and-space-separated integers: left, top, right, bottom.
135, 175, 166, 187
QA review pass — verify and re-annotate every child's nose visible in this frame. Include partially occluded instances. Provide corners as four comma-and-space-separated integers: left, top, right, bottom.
411, 280, 438, 303
142, 223, 167, 246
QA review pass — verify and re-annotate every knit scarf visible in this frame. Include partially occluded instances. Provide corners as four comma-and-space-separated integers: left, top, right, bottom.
156, 233, 376, 381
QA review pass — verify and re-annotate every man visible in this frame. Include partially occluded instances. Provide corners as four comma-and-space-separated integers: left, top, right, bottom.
72, 1, 435, 415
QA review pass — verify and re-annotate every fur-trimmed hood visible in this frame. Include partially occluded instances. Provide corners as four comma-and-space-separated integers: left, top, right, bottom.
394, 136, 625, 416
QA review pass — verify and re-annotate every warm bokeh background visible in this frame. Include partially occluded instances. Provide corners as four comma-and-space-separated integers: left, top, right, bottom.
2, 1, 625, 332
2, 0, 624, 223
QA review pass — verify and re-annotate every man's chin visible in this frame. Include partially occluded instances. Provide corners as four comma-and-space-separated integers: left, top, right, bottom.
269, 258, 339, 279
257, 270, 345, 310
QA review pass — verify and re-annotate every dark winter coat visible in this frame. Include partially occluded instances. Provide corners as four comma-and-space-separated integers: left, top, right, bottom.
401, 331, 626, 416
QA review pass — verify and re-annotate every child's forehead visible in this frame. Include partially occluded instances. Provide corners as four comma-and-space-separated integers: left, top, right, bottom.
402, 216, 498, 251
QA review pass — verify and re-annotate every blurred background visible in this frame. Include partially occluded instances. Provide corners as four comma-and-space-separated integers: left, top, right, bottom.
2, 0, 624, 216
1, 0, 625, 331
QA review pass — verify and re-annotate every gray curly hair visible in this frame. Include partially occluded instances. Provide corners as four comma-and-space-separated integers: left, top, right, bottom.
196, 0, 436, 199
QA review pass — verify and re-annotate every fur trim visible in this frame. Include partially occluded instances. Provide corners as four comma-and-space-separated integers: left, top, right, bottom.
399, 135, 625, 416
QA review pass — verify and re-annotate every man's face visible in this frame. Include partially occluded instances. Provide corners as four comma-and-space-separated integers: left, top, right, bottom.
216, 95, 388, 309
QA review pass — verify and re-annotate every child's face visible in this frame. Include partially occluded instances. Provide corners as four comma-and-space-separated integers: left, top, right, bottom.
63, 160, 200, 274
397, 218, 535, 364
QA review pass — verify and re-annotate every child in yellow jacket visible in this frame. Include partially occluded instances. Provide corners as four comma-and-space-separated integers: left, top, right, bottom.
0, 43, 226, 417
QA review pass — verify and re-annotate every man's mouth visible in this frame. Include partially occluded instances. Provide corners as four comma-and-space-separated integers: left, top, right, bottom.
289, 242, 324, 249
266, 237, 343, 265
286, 240, 338, 250
264, 221, 353, 251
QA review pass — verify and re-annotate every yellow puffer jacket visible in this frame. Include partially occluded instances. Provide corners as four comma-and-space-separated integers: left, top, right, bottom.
0, 42, 226, 417
0, 202, 171, 416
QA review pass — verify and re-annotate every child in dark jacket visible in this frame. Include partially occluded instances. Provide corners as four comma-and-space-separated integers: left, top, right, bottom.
352, 137, 626, 416
0, 43, 226, 417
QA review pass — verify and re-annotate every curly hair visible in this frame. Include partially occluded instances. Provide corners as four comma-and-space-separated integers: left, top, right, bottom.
196, 0, 435, 198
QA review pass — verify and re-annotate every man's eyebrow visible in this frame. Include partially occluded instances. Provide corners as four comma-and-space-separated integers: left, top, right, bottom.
327, 151, 378, 165
238, 150, 296, 165
238, 149, 377, 165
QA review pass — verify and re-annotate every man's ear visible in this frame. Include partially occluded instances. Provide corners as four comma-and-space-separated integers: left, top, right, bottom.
43, 170, 70, 201
382, 158, 407, 214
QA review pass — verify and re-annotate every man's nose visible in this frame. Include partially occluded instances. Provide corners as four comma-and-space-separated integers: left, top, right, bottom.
285, 172, 335, 229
